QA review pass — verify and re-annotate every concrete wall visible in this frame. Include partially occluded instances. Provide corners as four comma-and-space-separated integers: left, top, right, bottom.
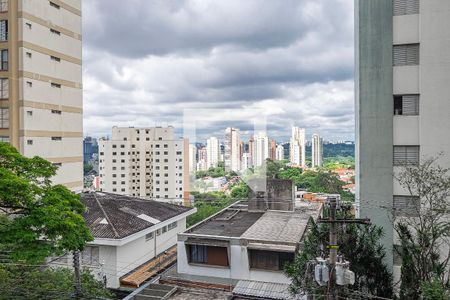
355, 0, 394, 269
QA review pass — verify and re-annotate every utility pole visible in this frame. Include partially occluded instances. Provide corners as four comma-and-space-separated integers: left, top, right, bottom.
328, 196, 338, 300
317, 195, 371, 299
73, 250, 82, 300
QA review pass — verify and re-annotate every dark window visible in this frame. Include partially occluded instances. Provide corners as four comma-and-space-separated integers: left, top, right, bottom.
0, 20, 7, 41
393, 0, 419, 16
394, 146, 419, 166
50, 28, 61, 35
49, 1, 60, 9
1, 49, 8, 70
394, 195, 420, 217
393, 44, 419, 66
189, 245, 229, 266
394, 95, 419, 115
249, 250, 294, 271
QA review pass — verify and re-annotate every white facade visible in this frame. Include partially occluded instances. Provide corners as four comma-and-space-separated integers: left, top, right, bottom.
206, 137, 219, 169
276, 144, 284, 161
253, 132, 269, 167
0, 0, 83, 191
289, 127, 306, 167
224, 127, 241, 172
196, 146, 207, 171
241, 153, 252, 170
98, 127, 188, 204
188, 144, 196, 174
311, 134, 323, 168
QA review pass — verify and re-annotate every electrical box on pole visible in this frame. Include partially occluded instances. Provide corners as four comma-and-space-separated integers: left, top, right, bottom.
314, 257, 329, 286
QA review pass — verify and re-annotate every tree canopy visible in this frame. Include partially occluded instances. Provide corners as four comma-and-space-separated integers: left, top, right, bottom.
0, 142, 92, 263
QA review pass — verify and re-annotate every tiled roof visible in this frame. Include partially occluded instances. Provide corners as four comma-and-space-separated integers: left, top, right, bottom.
233, 280, 293, 300
81, 192, 193, 239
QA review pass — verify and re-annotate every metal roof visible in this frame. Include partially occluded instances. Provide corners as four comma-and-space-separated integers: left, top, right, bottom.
233, 280, 293, 300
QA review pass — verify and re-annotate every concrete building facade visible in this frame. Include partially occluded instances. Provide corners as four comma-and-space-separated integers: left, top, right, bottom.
98, 127, 189, 204
0, 0, 83, 190
356, 0, 450, 279
276, 144, 284, 161
290, 127, 306, 167
206, 136, 219, 169
311, 133, 323, 168
224, 127, 241, 172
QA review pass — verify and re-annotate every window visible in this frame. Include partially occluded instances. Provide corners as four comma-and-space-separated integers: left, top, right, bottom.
81, 246, 99, 265
49, 1, 60, 9
162, 226, 167, 234
51, 109, 62, 114
0, 107, 8, 128
26, 110, 32, 116
50, 55, 60, 62
393, 0, 419, 16
176, 151, 182, 155
0, 136, 9, 143
50, 28, 60, 35
1, 49, 8, 70
189, 245, 229, 266
27, 139, 33, 145
51, 82, 61, 88
25, 22, 32, 29
394, 95, 419, 115
249, 250, 294, 271
26, 52, 32, 58
26, 81, 32, 87
394, 195, 420, 217
0, 78, 8, 98
0, 0, 8, 12
0, 20, 7, 41
145, 232, 154, 241
52, 162, 62, 167
393, 44, 419, 66
168, 221, 177, 230
394, 146, 419, 166
156, 228, 161, 236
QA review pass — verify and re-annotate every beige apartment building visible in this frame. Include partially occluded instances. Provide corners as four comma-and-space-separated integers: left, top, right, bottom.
98, 127, 190, 205
0, 0, 83, 191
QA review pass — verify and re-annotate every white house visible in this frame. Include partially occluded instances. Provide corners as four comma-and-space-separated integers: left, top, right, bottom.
51, 192, 196, 288
174, 198, 322, 292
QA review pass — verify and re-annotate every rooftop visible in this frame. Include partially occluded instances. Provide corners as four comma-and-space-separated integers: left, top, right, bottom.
81, 192, 193, 239
185, 201, 322, 244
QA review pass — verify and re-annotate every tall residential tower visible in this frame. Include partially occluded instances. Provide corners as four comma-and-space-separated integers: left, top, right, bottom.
356, 0, 450, 277
289, 126, 306, 167
311, 133, 323, 168
0, 0, 83, 190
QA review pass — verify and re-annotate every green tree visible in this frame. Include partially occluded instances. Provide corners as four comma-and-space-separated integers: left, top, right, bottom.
0, 266, 112, 300
286, 219, 393, 298
230, 182, 249, 199
0, 142, 93, 263
394, 156, 450, 299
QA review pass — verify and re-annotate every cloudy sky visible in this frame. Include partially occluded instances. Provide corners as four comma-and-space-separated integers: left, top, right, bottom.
82, 0, 354, 142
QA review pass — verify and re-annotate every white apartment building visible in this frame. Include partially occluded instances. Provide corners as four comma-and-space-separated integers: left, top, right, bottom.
224, 127, 241, 172
290, 127, 306, 167
206, 136, 219, 169
241, 152, 252, 170
98, 127, 189, 205
0, 0, 83, 191
311, 133, 323, 168
356, 0, 450, 278
276, 144, 284, 161
253, 132, 269, 167
196, 146, 207, 171
188, 144, 196, 174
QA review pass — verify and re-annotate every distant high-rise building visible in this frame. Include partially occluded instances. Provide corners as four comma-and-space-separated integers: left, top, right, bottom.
188, 144, 197, 174
276, 144, 284, 161
241, 153, 252, 170
355, 0, 450, 274
98, 127, 189, 205
224, 127, 241, 172
83, 137, 98, 164
269, 139, 277, 161
248, 137, 255, 162
290, 127, 306, 167
197, 147, 207, 171
206, 137, 219, 169
0, 0, 83, 191
254, 132, 269, 167
311, 134, 323, 168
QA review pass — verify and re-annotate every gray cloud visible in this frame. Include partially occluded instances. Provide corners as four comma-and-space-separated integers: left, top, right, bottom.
83, 0, 355, 142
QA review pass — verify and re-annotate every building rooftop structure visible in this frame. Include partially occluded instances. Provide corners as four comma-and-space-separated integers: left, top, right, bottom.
81, 192, 193, 239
